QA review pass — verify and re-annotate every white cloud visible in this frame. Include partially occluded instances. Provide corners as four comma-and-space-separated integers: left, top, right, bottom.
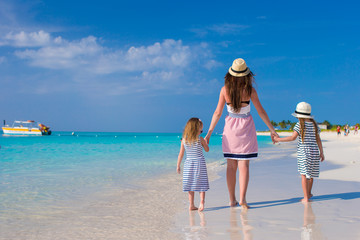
13, 33, 203, 77
5, 30, 220, 95
204, 59, 222, 70
15, 35, 102, 69
191, 23, 249, 37
0, 1, 17, 32
4, 30, 51, 47
208, 23, 249, 35
93, 39, 192, 74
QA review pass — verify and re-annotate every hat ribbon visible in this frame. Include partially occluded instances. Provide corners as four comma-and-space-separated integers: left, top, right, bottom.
231, 67, 248, 74
295, 110, 311, 116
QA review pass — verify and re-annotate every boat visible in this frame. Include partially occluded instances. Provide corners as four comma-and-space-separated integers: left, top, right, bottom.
2, 120, 52, 135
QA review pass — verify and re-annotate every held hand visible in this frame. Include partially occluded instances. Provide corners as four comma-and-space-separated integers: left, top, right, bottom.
177, 166, 181, 174
271, 131, 279, 144
320, 153, 325, 162
273, 135, 281, 143
273, 131, 279, 138
204, 134, 210, 144
270, 134, 276, 144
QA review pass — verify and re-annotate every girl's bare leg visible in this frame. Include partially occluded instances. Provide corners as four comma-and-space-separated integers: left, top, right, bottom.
308, 178, 314, 198
301, 175, 311, 203
227, 159, 238, 206
188, 191, 198, 210
199, 192, 205, 211
238, 160, 250, 208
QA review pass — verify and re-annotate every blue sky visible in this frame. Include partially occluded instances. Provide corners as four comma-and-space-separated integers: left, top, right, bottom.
1, 0, 359, 132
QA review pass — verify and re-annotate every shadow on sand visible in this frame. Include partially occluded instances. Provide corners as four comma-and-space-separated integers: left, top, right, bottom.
205, 192, 360, 211
250, 191, 360, 209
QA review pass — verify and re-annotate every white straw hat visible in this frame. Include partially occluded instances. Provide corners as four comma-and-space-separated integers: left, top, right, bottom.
228, 58, 251, 77
291, 102, 313, 119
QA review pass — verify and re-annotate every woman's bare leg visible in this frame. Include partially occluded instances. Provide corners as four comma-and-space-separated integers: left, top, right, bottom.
227, 159, 238, 206
238, 160, 250, 208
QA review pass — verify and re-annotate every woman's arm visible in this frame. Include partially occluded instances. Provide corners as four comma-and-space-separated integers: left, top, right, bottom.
274, 131, 298, 142
316, 134, 325, 161
177, 143, 185, 174
205, 87, 226, 144
200, 136, 209, 152
251, 88, 277, 135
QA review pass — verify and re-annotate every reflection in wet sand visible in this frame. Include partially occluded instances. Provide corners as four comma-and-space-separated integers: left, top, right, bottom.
184, 211, 208, 239
302, 203, 324, 240
228, 208, 253, 240
183, 208, 254, 239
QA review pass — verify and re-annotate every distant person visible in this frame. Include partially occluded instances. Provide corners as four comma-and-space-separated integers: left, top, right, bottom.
337, 125, 341, 136
274, 102, 325, 203
345, 125, 350, 136
177, 118, 209, 211
355, 125, 359, 135
204, 58, 277, 209
343, 125, 347, 136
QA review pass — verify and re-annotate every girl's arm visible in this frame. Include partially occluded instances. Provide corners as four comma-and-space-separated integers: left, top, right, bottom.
200, 136, 209, 152
251, 88, 277, 136
205, 87, 226, 144
177, 143, 185, 174
274, 131, 299, 142
316, 134, 325, 161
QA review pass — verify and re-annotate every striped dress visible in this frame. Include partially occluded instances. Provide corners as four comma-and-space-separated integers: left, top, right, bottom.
182, 138, 209, 192
294, 122, 321, 179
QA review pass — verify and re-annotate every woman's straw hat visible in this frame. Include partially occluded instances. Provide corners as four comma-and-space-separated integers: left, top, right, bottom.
228, 58, 251, 77
291, 102, 314, 119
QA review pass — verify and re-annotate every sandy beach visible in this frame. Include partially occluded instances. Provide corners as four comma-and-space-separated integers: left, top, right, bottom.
173, 132, 360, 239
1, 132, 359, 239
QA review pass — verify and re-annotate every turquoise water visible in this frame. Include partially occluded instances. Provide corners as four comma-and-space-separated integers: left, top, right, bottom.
0, 132, 272, 213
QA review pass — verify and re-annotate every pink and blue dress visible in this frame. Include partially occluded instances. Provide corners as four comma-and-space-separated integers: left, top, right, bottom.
222, 103, 258, 160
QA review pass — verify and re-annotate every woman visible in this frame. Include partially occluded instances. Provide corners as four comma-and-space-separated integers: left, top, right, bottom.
204, 58, 277, 209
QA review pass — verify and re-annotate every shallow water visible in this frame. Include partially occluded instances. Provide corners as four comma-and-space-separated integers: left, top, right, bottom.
0, 131, 272, 239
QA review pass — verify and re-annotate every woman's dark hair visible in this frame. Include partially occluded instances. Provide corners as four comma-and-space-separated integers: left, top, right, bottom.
224, 71, 255, 113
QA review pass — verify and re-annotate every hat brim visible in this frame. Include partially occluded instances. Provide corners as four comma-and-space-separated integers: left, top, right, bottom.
228, 67, 250, 77
291, 113, 314, 119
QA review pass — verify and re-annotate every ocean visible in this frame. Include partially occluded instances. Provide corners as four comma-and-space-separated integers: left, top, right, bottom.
0, 131, 272, 237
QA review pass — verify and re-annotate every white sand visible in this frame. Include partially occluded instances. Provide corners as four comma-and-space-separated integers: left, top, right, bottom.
174, 132, 360, 239
0, 172, 186, 240
6, 132, 358, 239
318, 132, 360, 182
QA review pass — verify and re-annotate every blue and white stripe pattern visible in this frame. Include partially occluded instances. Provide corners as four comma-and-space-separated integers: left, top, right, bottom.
294, 122, 321, 178
182, 138, 209, 192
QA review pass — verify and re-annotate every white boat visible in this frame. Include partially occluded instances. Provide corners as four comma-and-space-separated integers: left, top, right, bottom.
2, 120, 51, 136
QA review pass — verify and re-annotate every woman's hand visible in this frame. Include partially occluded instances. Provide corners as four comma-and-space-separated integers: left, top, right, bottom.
270, 131, 279, 144
204, 134, 211, 144
273, 135, 280, 143
177, 166, 181, 174
320, 152, 325, 162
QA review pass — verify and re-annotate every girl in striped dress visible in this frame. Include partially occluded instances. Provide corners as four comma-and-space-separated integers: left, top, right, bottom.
177, 118, 209, 211
274, 102, 325, 203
